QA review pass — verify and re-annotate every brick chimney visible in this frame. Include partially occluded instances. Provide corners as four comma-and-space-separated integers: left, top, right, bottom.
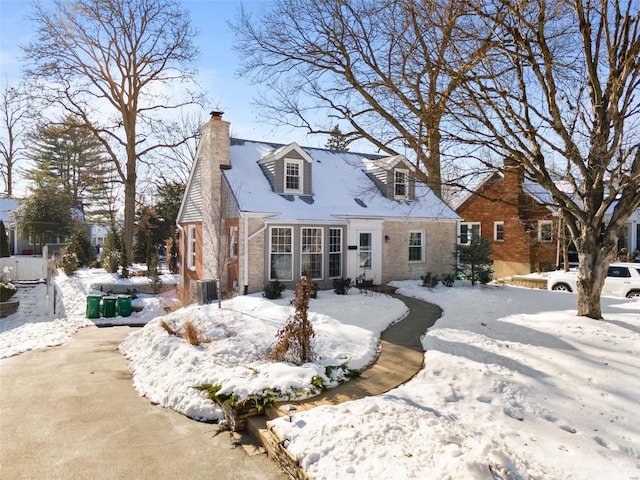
199, 111, 231, 279
203, 111, 230, 170
503, 157, 524, 199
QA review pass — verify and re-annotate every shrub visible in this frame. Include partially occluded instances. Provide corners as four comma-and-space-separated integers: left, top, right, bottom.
420, 272, 439, 288
66, 228, 94, 267
441, 273, 456, 287
59, 248, 79, 276
184, 319, 210, 346
453, 236, 493, 286
272, 276, 315, 365
333, 277, 351, 295
478, 270, 492, 285
160, 320, 177, 335
0, 282, 17, 302
263, 279, 285, 299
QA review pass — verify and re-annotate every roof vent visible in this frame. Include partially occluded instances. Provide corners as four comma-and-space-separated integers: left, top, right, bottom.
354, 198, 367, 208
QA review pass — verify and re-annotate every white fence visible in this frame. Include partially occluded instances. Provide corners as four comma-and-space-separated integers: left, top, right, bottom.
1, 252, 51, 282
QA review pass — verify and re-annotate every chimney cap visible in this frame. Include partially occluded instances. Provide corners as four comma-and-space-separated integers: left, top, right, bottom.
210, 110, 224, 119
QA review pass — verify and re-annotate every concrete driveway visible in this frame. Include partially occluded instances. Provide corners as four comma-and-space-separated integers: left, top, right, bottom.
0, 326, 286, 480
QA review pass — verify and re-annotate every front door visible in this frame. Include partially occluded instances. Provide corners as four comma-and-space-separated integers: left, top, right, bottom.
347, 229, 380, 283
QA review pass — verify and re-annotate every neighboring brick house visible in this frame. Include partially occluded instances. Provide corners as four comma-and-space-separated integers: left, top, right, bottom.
176, 112, 459, 295
455, 159, 559, 278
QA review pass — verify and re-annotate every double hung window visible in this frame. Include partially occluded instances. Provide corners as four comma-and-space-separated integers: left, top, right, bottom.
270, 227, 293, 280
408, 231, 424, 262
301, 227, 323, 279
329, 228, 342, 278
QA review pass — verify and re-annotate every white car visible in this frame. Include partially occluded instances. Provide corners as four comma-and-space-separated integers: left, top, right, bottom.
548, 262, 640, 299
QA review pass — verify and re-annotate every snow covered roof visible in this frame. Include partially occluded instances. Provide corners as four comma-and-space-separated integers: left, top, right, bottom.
223, 139, 459, 222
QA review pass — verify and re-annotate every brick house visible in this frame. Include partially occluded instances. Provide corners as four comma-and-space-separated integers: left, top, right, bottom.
455, 159, 560, 279
176, 112, 459, 295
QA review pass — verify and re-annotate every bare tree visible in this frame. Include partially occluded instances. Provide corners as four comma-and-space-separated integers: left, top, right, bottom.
232, 0, 494, 197
456, 0, 640, 318
146, 111, 205, 188
23, 0, 205, 262
0, 80, 32, 197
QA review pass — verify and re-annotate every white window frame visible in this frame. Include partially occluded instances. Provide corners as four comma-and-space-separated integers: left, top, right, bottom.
459, 222, 481, 245
269, 226, 293, 281
229, 226, 238, 259
329, 227, 342, 278
408, 231, 424, 262
394, 168, 409, 199
187, 225, 196, 270
284, 158, 304, 194
494, 221, 504, 242
300, 227, 323, 279
538, 220, 553, 243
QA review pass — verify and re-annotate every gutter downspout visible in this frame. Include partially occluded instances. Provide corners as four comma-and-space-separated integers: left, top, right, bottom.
243, 215, 268, 295
177, 224, 186, 287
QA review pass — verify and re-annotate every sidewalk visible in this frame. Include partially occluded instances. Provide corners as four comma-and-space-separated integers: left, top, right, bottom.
286, 293, 442, 410
247, 292, 443, 476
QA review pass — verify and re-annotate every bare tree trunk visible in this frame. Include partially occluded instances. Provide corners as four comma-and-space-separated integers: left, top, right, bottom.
574, 223, 615, 319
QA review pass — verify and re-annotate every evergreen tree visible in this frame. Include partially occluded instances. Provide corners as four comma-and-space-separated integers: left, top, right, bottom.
325, 125, 350, 152
155, 181, 185, 243
66, 227, 94, 267
16, 185, 74, 251
26, 115, 112, 206
101, 223, 122, 274
0, 220, 10, 257
454, 236, 493, 286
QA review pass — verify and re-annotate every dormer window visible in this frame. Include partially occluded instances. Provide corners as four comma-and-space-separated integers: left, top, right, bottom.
394, 169, 408, 199
285, 158, 303, 194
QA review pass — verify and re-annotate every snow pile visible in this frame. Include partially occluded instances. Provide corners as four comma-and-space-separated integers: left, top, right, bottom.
118, 291, 408, 421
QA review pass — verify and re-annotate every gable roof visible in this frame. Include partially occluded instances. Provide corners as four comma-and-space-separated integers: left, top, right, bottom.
223, 139, 458, 222
456, 170, 559, 214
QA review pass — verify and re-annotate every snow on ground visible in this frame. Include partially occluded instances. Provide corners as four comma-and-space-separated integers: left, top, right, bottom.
118, 290, 407, 421
273, 282, 640, 480
1, 268, 639, 479
0, 268, 174, 358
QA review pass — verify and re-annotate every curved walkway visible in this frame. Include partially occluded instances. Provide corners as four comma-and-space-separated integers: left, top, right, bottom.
284, 293, 442, 412
251, 292, 443, 477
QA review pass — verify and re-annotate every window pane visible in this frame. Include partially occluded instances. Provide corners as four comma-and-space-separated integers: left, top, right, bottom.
539, 221, 552, 242
395, 171, 407, 197
286, 162, 300, 191
460, 225, 469, 244
329, 228, 342, 277
271, 227, 292, 280
271, 254, 292, 280
359, 232, 372, 269
409, 232, 423, 261
301, 228, 322, 278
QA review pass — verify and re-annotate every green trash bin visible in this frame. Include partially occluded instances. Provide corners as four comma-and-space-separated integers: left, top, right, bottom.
102, 296, 117, 318
117, 295, 132, 317
86, 295, 101, 319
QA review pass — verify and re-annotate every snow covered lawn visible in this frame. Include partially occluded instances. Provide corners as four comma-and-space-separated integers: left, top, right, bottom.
272, 281, 640, 480
1, 268, 638, 479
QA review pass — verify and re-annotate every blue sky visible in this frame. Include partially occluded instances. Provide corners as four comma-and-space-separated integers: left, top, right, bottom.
0, 0, 326, 147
